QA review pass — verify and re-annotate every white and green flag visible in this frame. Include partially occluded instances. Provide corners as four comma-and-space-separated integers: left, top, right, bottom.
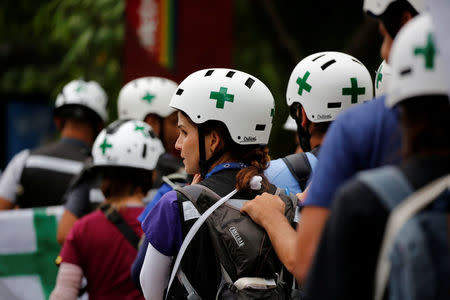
0, 206, 63, 300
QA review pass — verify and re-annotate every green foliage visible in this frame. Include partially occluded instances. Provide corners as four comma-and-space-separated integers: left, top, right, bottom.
0, 0, 124, 120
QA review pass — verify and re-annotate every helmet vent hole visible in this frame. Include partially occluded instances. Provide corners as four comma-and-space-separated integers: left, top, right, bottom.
237, 136, 241, 140
352, 59, 362, 65
255, 124, 266, 131
197, 115, 201, 119
226, 71, 235, 78
127, 149, 131, 153
142, 144, 147, 158
106, 119, 127, 134
312, 115, 315, 119
312, 54, 326, 61
327, 102, 342, 108
176, 88, 184, 95
400, 68, 412, 76
321, 59, 336, 70
245, 77, 255, 89
205, 70, 214, 76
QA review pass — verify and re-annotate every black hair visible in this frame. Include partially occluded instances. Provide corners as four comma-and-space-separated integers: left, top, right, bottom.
379, 0, 420, 38
99, 167, 153, 199
399, 95, 450, 158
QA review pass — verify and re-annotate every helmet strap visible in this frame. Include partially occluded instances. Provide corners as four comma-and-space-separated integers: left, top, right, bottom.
290, 103, 312, 152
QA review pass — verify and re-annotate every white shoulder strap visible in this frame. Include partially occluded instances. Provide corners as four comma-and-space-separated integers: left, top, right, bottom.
165, 188, 238, 299
374, 174, 450, 300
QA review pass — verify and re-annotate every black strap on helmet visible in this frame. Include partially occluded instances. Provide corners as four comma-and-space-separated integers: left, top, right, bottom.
290, 102, 311, 152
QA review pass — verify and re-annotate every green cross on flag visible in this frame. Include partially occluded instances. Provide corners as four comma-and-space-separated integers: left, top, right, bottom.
414, 33, 436, 69
75, 83, 85, 93
210, 87, 234, 109
100, 137, 112, 155
0, 207, 62, 299
142, 92, 155, 103
342, 77, 365, 103
296, 71, 312, 96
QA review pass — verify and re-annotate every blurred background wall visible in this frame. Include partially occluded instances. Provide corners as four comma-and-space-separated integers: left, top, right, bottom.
0, 0, 381, 168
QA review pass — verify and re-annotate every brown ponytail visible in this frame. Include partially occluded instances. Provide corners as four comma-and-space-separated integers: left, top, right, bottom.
200, 119, 271, 194
234, 146, 271, 194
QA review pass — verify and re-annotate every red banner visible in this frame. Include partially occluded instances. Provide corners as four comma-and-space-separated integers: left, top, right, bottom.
124, 0, 233, 84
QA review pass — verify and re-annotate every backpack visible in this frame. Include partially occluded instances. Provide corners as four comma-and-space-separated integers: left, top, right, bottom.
358, 167, 450, 300
281, 151, 318, 192
167, 183, 299, 300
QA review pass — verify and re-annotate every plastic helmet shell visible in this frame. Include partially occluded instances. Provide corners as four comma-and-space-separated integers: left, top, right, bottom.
55, 79, 108, 123
92, 120, 165, 171
363, 0, 427, 16
386, 14, 449, 107
169, 68, 275, 145
118, 77, 178, 120
286, 51, 373, 123
375, 60, 392, 97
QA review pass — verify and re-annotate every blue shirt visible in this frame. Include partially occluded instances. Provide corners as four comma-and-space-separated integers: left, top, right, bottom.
137, 183, 173, 223
265, 152, 318, 195
304, 96, 402, 208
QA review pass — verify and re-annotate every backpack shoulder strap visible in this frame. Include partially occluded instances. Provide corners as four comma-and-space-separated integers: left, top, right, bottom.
282, 152, 312, 191
357, 166, 414, 210
374, 174, 450, 300
100, 204, 140, 249
166, 186, 238, 299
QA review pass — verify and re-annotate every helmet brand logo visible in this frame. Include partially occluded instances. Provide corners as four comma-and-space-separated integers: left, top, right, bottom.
316, 114, 332, 120
242, 136, 257, 142
229, 226, 245, 247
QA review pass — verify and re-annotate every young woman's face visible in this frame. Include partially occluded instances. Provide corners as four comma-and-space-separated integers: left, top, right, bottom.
175, 111, 200, 174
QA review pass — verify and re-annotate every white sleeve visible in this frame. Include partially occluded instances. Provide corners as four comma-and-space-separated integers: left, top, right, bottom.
49, 262, 83, 300
140, 241, 173, 300
0, 149, 30, 204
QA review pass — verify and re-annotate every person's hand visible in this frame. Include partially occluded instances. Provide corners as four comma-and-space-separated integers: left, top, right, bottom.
296, 187, 309, 204
191, 174, 202, 184
240, 192, 285, 227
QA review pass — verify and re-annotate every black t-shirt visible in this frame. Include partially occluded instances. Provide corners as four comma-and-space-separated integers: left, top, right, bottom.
304, 155, 450, 300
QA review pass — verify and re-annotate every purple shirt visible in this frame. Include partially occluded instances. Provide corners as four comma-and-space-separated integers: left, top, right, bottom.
141, 190, 183, 256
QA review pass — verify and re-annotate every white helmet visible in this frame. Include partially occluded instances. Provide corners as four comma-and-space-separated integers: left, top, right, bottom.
363, 0, 427, 16
386, 14, 449, 107
117, 77, 178, 120
286, 51, 373, 123
92, 119, 165, 171
283, 116, 297, 131
55, 79, 108, 123
375, 60, 392, 97
169, 68, 275, 145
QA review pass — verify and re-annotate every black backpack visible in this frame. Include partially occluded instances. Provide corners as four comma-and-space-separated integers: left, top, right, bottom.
167, 183, 299, 300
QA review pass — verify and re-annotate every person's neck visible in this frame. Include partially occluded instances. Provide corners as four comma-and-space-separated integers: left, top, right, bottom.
106, 194, 144, 209
60, 121, 95, 145
309, 134, 323, 150
207, 152, 236, 173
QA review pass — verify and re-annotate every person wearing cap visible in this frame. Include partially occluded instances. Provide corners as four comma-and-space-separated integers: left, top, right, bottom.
304, 13, 450, 299
0, 79, 108, 209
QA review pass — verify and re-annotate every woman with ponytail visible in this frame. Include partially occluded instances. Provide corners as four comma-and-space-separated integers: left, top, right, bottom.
139, 69, 295, 300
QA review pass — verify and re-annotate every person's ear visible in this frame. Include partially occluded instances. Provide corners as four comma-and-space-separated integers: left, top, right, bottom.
211, 130, 222, 153
301, 107, 308, 129
400, 10, 414, 27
